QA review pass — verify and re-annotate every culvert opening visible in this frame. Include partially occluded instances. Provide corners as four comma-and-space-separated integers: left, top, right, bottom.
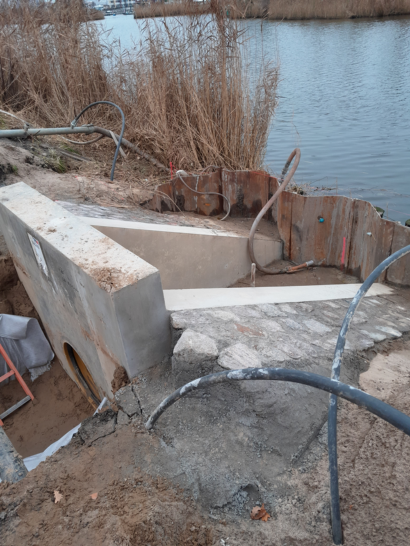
64, 343, 101, 406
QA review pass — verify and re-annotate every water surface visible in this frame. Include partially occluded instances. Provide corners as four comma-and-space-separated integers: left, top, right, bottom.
99, 14, 410, 222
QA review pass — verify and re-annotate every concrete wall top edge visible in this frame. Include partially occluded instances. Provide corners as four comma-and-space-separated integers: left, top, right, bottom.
81, 217, 278, 241
0, 183, 159, 292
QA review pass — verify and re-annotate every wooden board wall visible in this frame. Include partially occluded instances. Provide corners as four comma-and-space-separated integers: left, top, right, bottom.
147, 170, 410, 287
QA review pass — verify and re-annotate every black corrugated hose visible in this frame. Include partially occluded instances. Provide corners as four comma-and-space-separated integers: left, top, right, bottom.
328, 243, 410, 544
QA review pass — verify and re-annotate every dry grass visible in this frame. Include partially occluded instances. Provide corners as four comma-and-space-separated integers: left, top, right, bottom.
230, 0, 410, 19
134, 0, 410, 20
0, 0, 278, 173
134, 2, 209, 19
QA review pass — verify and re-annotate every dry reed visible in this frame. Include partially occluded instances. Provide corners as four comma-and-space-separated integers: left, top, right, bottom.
0, 0, 278, 171
133, 0, 410, 20
230, 0, 410, 19
134, 1, 209, 19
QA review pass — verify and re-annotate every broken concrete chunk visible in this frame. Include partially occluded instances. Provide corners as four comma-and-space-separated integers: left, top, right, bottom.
278, 304, 298, 315
114, 385, 141, 417
170, 313, 190, 330
282, 318, 302, 330
218, 343, 261, 370
172, 329, 219, 387
78, 409, 116, 447
375, 325, 402, 339
360, 329, 386, 342
303, 319, 332, 335
116, 410, 130, 427
258, 303, 287, 317
204, 309, 239, 322
173, 329, 219, 363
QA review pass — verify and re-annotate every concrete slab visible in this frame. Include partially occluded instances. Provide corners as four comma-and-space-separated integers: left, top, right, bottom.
163, 283, 394, 311
0, 183, 171, 401
82, 217, 282, 289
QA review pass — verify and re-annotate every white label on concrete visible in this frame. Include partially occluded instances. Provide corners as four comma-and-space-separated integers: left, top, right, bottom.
27, 233, 49, 278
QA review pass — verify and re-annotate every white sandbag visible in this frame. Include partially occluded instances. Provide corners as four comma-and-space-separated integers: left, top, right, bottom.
0, 314, 54, 381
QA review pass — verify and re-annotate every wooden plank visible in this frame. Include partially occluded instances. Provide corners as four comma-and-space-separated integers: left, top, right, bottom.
276, 191, 293, 260
145, 182, 174, 213
285, 195, 354, 266
173, 171, 222, 216
173, 174, 198, 213
347, 200, 395, 282
157, 182, 175, 213
222, 170, 250, 217
195, 170, 222, 216
222, 170, 269, 218
269, 176, 280, 223
386, 223, 410, 287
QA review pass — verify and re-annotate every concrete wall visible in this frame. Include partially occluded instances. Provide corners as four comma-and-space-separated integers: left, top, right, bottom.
0, 183, 171, 401
84, 218, 282, 289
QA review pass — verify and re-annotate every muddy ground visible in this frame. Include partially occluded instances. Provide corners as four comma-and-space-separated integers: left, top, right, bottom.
231, 261, 360, 288
1, 337, 410, 545
0, 137, 165, 209
0, 227, 94, 458
0, 360, 94, 457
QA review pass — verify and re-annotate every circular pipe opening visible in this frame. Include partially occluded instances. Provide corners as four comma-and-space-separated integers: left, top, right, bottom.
64, 343, 101, 406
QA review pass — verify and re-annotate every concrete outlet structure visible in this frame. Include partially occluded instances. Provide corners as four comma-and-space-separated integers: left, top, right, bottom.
83, 218, 282, 289
0, 183, 171, 402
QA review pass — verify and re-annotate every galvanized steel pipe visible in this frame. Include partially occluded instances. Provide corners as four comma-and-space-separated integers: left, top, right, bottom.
0, 126, 95, 138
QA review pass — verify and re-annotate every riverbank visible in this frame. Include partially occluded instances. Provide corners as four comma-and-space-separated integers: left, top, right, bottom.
0, 2, 104, 24
0, 3, 277, 173
134, 0, 410, 20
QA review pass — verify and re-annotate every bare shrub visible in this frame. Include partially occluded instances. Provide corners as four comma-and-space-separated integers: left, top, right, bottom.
0, 0, 278, 171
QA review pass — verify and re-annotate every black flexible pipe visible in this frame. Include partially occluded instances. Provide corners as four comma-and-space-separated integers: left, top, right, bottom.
328, 244, 410, 544
71, 101, 125, 181
145, 367, 410, 435
248, 149, 301, 274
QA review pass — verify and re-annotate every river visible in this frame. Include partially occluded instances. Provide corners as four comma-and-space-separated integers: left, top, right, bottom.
98, 14, 410, 223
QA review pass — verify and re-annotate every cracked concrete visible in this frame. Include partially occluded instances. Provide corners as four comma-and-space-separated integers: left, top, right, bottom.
119, 290, 410, 520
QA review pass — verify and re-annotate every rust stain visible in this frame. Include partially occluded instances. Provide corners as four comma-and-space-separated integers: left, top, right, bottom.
11, 255, 29, 277
90, 329, 122, 368
235, 323, 263, 337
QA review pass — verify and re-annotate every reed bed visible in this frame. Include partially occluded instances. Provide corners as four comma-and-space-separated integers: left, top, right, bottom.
267, 0, 410, 20
133, 0, 410, 20
229, 0, 410, 19
134, 1, 209, 19
0, 1, 277, 172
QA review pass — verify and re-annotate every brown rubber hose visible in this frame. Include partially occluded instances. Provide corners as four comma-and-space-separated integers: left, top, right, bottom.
248, 148, 301, 274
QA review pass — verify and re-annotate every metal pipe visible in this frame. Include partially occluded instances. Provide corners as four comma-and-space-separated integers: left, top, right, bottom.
0, 426, 27, 483
0, 126, 95, 138
248, 148, 301, 274
93, 126, 170, 173
71, 101, 125, 181
328, 243, 410, 544
145, 367, 410, 435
